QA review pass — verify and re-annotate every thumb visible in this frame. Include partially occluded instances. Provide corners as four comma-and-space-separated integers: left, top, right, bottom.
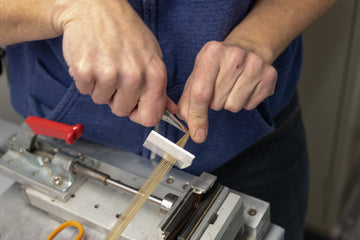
187, 106, 208, 143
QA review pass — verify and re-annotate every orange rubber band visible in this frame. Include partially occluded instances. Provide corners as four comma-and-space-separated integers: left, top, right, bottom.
46, 220, 84, 240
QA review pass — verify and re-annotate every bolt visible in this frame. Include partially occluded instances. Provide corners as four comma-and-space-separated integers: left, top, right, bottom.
78, 153, 85, 161
166, 177, 174, 184
7, 141, 13, 148
18, 148, 24, 155
182, 182, 190, 190
193, 188, 203, 194
53, 148, 59, 153
43, 157, 50, 165
77, 153, 85, 160
53, 176, 63, 186
248, 208, 257, 216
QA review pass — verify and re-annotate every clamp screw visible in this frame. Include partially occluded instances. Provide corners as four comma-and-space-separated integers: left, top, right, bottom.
18, 148, 24, 155
248, 207, 257, 216
53, 176, 63, 186
7, 141, 13, 148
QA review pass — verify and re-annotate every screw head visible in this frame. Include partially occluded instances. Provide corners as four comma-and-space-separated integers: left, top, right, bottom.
18, 148, 24, 155
248, 207, 257, 216
53, 176, 63, 186
77, 153, 85, 160
166, 177, 174, 184
182, 182, 190, 190
43, 157, 50, 165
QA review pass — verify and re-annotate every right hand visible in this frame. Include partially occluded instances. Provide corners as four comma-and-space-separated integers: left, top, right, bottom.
52, 0, 168, 126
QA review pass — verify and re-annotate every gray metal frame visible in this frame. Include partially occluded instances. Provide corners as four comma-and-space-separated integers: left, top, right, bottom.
0, 118, 284, 239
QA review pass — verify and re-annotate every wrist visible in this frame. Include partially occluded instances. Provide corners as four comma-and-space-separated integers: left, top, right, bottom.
0, 0, 63, 44
52, 0, 134, 36
52, 0, 79, 35
224, 36, 276, 64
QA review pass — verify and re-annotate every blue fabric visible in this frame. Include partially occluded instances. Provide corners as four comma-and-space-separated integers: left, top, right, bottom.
6, 0, 302, 175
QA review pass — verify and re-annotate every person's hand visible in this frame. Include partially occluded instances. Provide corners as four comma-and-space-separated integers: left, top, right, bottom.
178, 41, 277, 143
52, 0, 167, 126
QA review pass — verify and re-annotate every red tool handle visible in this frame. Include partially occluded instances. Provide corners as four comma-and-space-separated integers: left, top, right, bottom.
25, 116, 84, 145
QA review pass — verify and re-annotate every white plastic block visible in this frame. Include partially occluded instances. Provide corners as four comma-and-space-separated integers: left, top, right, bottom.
143, 131, 195, 169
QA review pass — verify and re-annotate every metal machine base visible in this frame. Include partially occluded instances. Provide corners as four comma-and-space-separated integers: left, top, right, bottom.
0, 118, 284, 240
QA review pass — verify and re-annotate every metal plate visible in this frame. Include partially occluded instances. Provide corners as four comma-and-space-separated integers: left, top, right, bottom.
0, 183, 105, 240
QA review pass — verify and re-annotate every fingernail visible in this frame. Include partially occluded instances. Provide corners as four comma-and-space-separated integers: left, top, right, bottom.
195, 128, 206, 142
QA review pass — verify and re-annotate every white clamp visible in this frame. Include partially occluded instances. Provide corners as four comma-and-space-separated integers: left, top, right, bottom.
143, 130, 195, 169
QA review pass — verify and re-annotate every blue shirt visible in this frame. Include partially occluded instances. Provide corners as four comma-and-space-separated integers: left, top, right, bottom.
6, 0, 302, 175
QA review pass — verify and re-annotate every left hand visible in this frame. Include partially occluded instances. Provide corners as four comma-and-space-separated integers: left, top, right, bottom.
178, 41, 277, 143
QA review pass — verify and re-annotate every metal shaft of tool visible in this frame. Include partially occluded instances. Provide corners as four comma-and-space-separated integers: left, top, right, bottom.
105, 178, 162, 206
72, 162, 163, 207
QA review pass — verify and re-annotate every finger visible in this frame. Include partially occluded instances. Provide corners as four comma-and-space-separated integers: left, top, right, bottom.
177, 72, 194, 121
209, 47, 246, 111
66, 32, 97, 95
244, 66, 277, 110
74, 78, 95, 95
166, 96, 178, 114
129, 91, 166, 127
187, 57, 219, 143
69, 63, 96, 95
109, 88, 140, 117
91, 66, 118, 104
129, 60, 167, 127
224, 53, 265, 113
108, 70, 143, 117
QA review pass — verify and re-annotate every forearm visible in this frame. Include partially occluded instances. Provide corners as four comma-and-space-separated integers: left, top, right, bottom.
225, 0, 338, 63
0, 0, 59, 45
